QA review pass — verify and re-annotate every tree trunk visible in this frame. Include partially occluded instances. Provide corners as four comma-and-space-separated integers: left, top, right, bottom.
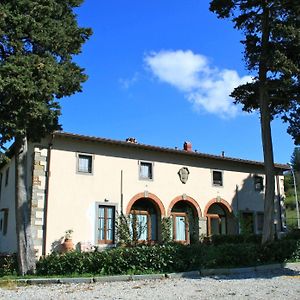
15, 135, 36, 275
259, 3, 276, 244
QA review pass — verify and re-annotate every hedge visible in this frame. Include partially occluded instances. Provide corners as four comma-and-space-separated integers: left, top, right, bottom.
1, 238, 300, 277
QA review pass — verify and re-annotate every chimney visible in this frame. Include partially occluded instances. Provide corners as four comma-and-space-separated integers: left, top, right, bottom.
126, 137, 137, 144
183, 141, 192, 152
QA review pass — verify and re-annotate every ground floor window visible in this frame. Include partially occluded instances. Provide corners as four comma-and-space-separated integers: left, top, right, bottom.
171, 212, 188, 242
256, 212, 264, 232
0, 209, 8, 236
241, 212, 254, 234
97, 205, 115, 244
171, 200, 198, 244
130, 198, 158, 242
207, 203, 227, 236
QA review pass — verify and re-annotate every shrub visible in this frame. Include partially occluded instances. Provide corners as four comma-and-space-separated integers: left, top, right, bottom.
0, 254, 17, 276
258, 239, 300, 263
210, 234, 261, 245
283, 228, 300, 240
5, 236, 300, 277
202, 243, 259, 268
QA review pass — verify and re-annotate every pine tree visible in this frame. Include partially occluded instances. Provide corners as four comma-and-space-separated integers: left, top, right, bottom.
209, 0, 300, 243
0, 0, 92, 274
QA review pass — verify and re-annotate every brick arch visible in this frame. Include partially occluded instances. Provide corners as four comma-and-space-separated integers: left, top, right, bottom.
203, 198, 233, 217
168, 195, 202, 218
126, 192, 166, 216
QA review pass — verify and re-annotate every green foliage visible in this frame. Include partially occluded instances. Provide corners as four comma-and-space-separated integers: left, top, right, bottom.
35, 238, 300, 276
283, 228, 300, 240
237, 212, 254, 236
36, 244, 185, 276
291, 147, 300, 172
210, 234, 262, 245
0, 0, 92, 146
161, 217, 172, 243
209, 0, 300, 144
115, 213, 132, 246
2, 238, 300, 277
0, 254, 17, 277
203, 243, 259, 268
115, 213, 149, 247
259, 239, 300, 263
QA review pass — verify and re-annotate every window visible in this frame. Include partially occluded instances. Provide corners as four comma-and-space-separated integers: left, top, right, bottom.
97, 205, 115, 244
78, 154, 92, 173
257, 212, 264, 232
0, 209, 8, 236
241, 212, 254, 234
139, 162, 153, 180
130, 199, 158, 242
172, 213, 188, 242
254, 176, 264, 191
5, 168, 9, 186
212, 170, 223, 186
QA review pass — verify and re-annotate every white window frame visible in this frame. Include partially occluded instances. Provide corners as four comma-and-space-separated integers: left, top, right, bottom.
212, 170, 223, 187
76, 153, 94, 175
138, 161, 154, 181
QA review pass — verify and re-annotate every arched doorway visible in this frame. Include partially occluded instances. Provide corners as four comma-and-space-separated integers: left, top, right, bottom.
126, 193, 165, 242
204, 199, 232, 236
168, 196, 201, 244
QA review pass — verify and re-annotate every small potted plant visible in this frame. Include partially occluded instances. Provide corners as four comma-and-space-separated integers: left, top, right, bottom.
62, 229, 74, 252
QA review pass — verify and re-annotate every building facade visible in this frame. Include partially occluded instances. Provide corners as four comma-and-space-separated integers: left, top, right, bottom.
0, 132, 288, 256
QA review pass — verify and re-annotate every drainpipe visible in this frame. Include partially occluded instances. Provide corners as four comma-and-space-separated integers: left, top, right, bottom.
120, 170, 124, 214
42, 134, 54, 256
275, 174, 283, 232
235, 184, 240, 234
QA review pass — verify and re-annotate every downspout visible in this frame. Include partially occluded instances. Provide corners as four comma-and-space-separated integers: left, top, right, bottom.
42, 134, 54, 256
275, 174, 283, 232
120, 170, 123, 214
235, 184, 240, 234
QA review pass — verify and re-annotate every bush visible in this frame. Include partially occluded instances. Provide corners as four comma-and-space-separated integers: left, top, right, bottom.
258, 239, 300, 263
283, 228, 300, 240
210, 234, 262, 245
36, 244, 186, 276
0, 254, 17, 276
3, 237, 300, 277
202, 243, 260, 268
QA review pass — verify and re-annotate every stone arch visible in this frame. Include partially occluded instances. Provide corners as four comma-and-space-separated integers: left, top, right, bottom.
168, 195, 202, 218
126, 192, 166, 217
203, 198, 233, 217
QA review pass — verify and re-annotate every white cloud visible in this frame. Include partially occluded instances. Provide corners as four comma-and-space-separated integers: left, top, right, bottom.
145, 50, 252, 118
119, 72, 139, 89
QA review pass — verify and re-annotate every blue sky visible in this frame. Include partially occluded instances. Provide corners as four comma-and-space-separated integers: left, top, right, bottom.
59, 0, 295, 164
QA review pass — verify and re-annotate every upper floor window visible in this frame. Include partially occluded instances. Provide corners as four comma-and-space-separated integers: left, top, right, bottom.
254, 175, 264, 191
212, 170, 223, 186
139, 161, 153, 180
77, 154, 93, 174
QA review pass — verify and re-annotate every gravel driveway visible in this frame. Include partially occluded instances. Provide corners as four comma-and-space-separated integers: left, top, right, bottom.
1, 265, 299, 300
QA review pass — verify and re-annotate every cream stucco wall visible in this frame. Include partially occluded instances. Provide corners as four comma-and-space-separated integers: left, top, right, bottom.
44, 136, 285, 254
